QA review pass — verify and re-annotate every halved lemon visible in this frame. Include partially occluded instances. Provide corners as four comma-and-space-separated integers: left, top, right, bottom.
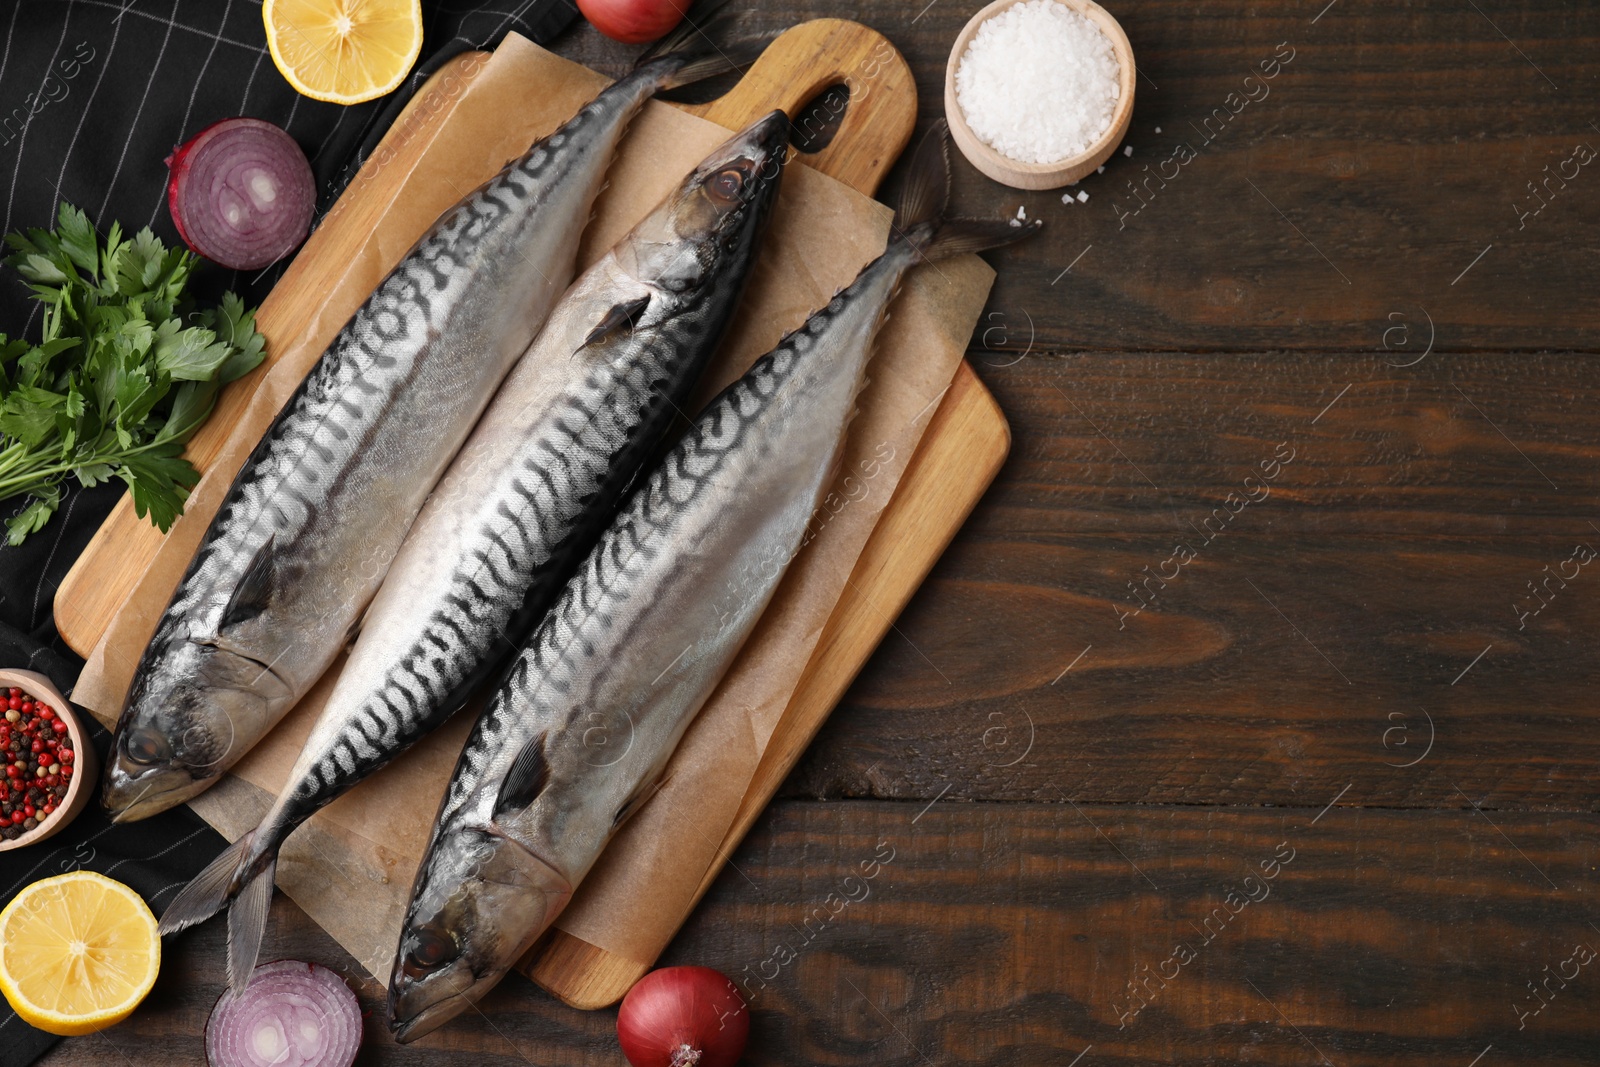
263, 0, 424, 106
0, 871, 160, 1036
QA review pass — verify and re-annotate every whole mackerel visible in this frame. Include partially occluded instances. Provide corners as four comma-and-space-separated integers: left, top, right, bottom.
102, 27, 737, 823
156, 111, 790, 992
385, 122, 1041, 1042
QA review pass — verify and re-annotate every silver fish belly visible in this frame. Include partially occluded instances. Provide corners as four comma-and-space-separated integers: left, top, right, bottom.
102, 59, 694, 823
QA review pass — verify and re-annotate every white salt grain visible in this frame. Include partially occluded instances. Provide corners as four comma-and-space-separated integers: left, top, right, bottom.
1123, 145, 1133, 157
1154, 126, 1162, 133
955, 0, 1121, 165
1077, 190, 1089, 202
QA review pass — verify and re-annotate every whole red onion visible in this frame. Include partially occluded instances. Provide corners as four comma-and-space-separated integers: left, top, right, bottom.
616, 966, 749, 1067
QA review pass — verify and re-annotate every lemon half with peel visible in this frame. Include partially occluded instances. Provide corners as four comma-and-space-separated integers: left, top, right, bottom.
0, 871, 160, 1036
264, 0, 424, 105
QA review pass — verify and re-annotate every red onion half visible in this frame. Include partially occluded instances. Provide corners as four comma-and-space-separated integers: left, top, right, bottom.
205, 960, 362, 1067
166, 117, 315, 271
617, 966, 749, 1067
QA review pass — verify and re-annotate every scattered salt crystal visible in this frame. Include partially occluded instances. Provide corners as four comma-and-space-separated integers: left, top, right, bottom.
1061, 192, 1074, 204
1097, 165, 1105, 173
1154, 126, 1162, 133
1077, 190, 1089, 202
1016, 205, 1028, 220
954, 0, 1121, 165
1123, 145, 1133, 157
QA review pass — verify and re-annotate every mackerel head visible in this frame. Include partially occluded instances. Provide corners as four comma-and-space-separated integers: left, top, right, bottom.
101, 38, 739, 823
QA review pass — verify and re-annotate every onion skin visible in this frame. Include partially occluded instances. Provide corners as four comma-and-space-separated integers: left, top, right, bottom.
617, 966, 749, 1067
576, 0, 687, 44
204, 959, 362, 1067
165, 117, 315, 271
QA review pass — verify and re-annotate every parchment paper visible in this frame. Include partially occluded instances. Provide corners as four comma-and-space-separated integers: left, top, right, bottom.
71, 33, 995, 983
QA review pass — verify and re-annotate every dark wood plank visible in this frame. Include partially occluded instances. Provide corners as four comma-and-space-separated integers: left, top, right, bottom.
787, 351, 1600, 810
562, 0, 1600, 352
42, 801, 1600, 1066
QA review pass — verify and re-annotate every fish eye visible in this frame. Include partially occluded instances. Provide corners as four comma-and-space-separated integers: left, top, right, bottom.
709, 167, 745, 203
122, 729, 172, 766
404, 929, 460, 975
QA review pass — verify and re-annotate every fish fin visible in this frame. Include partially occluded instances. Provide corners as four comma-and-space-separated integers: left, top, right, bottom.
582, 295, 651, 349
159, 830, 256, 936
613, 774, 670, 829
226, 855, 276, 994
495, 732, 551, 816
893, 119, 1043, 261
635, 0, 759, 89
914, 217, 1042, 261
894, 119, 951, 232
220, 535, 277, 630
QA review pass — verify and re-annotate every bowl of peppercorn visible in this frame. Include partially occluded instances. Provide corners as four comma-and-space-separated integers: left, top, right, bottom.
0, 669, 96, 850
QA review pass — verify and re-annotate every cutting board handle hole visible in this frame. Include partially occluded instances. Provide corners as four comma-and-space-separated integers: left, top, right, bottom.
791, 82, 851, 154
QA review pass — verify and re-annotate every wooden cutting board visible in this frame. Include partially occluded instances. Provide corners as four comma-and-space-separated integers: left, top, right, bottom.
54, 19, 1009, 1009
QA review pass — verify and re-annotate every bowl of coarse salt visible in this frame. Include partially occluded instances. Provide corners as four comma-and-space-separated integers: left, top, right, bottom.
946, 0, 1136, 189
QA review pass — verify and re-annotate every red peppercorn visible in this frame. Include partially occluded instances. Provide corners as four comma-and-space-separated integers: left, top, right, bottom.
8, 811, 21, 825
4, 766, 17, 780
6, 697, 18, 711
38, 706, 53, 720
60, 748, 73, 764
52, 720, 67, 734
61, 766, 72, 777
5, 688, 18, 698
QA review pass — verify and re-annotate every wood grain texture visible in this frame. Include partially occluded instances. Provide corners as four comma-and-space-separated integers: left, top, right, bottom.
785, 351, 1600, 812
41, 801, 1600, 1066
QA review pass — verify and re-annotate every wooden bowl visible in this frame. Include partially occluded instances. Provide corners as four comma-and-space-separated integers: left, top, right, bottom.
944, 0, 1137, 190
0, 669, 98, 851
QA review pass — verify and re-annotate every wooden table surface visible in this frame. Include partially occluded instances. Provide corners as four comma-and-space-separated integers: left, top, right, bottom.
45, 1, 1600, 1064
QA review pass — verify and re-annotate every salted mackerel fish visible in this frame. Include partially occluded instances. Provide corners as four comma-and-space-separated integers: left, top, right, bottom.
386, 122, 1041, 1042
100, 28, 736, 825
158, 110, 791, 992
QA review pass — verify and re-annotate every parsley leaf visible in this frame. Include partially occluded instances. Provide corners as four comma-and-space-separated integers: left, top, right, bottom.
0, 202, 268, 546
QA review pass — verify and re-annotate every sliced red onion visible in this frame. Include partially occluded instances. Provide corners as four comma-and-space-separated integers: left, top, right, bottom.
205, 960, 362, 1067
166, 117, 315, 271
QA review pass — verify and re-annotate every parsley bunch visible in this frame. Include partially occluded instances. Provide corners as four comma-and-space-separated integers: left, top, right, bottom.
0, 203, 266, 545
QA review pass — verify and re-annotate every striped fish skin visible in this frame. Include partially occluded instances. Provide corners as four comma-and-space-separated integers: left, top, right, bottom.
233, 111, 790, 876
101, 60, 689, 825
386, 224, 926, 1045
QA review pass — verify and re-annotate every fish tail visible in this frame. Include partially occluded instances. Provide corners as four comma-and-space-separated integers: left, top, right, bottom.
633, 0, 757, 90
226, 856, 276, 994
158, 828, 278, 992
895, 119, 1044, 262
